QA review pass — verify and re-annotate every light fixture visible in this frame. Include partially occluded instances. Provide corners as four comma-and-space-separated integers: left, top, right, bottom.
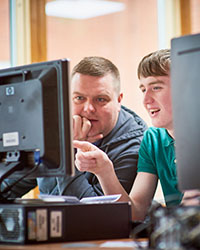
45, 0, 125, 20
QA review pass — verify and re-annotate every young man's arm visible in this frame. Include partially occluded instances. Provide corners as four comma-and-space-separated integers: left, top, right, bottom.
181, 189, 200, 206
97, 170, 157, 221
128, 172, 158, 221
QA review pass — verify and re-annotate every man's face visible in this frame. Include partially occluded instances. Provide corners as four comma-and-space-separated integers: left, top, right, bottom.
139, 75, 173, 133
71, 73, 122, 138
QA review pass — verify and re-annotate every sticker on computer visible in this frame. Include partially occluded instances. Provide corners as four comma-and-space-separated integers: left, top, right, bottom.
50, 211, 62, 238
36, 209, 48, 241
3, 132, 19, 147
28, 211, 36, 240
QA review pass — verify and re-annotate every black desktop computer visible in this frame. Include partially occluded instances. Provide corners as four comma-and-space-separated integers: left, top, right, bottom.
0, 201, 132, 244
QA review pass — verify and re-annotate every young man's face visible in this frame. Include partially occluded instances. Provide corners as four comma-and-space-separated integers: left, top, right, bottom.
71, 73, 122, 138
139, 75, 173, 134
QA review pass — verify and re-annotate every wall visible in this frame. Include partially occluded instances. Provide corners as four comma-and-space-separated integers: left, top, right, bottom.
46, 0, 159, 126
0, 0, 10, 66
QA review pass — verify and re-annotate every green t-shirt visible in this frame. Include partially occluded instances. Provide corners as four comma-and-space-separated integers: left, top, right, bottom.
137, 127, 183, 206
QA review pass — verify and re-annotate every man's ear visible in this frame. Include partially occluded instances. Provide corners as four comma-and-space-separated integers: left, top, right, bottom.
117, 93, 123, 112
118, 93, 123, 103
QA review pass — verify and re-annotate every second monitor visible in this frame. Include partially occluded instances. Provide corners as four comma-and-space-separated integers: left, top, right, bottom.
171, 33, 200, 191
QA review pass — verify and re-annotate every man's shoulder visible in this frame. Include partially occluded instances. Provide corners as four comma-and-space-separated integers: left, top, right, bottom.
121, 105, 147, 131
100, 106, 146, 147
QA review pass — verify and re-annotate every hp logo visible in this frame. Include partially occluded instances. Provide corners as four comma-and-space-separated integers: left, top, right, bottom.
6, 86, 15, 96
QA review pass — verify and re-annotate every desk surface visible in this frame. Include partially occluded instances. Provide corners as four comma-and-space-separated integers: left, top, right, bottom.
0, 238, 148, 250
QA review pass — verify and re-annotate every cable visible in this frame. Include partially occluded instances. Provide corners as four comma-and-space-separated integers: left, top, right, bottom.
0, 163, 40, 201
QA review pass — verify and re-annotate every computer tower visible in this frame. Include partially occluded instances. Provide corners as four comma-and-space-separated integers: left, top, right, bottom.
0, 202, 131, 244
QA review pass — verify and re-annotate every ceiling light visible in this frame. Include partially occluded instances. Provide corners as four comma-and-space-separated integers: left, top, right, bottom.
45, 0, 125, 20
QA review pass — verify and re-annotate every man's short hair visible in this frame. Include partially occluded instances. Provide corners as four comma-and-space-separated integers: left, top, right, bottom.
72, 56, 120, 94
137, 49, 171, 79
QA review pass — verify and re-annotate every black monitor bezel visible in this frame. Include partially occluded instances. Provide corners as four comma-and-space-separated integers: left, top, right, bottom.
0, 59, 74, 180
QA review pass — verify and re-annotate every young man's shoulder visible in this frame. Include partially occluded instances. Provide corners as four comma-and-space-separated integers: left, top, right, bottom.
144, 127, 167, 136
139, 127, 173, 162
143, 127, 170, 145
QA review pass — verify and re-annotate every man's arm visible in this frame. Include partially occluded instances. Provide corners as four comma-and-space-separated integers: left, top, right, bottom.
73, 140, 158, 221
57, 148, 137, 198
58, 135, 140, 198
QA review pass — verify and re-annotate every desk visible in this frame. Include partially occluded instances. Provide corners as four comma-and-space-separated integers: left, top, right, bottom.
0, 238, 148, 250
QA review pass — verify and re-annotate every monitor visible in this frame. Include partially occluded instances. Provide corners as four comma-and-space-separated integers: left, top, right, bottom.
171, 33, 200, 191
0, 59, 74, 188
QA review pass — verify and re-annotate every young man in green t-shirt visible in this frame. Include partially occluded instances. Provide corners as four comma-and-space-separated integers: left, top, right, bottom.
73, 49, 200, 221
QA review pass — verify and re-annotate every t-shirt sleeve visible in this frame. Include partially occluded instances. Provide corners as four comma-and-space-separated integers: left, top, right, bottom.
137, 130, 158, 176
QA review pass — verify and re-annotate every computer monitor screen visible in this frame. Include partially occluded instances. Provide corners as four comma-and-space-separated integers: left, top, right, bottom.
0, 59, 74, 184
171, 33, 200, 191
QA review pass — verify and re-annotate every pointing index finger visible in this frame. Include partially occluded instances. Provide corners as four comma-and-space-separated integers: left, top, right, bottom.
73, 140, 96, 152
